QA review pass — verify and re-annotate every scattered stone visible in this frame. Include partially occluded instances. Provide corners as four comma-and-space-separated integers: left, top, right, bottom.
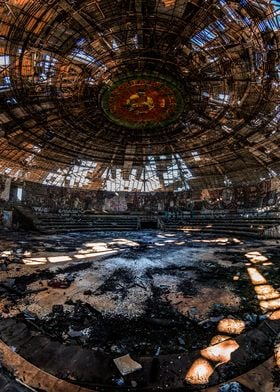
189, 307, 197, 316
48, 277, 72, 289
217, 318, 246, 335
113, 354, 142, 376
218, 381, 246, 391
63, 304, 75, 313
274, 333, 280, 368
0, 263, 8, 271
23, 310, 37, 320
244, 313, 266, 326
52, 304, 64, 314
68, 327, 91, 338
3, 278, 15, 287
178, 337, 185, 346
199, 315, 225, 327
111, 345, 124, 354
112, 377, 125, 386
2, 304, 10, 314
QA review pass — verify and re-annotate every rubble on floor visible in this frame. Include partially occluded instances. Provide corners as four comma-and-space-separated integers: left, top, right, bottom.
0, 230, 279, 390
113, 354, 142, 376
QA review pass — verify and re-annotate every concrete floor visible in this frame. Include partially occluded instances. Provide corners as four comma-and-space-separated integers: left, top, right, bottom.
0, 230, 280, 391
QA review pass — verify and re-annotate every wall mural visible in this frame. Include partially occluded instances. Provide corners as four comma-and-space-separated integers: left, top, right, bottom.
201, 178, 280, 212
3, 176, 280, 214
0, 177, 11, 201
0, 177, 12, 227
22, 185, 193, 213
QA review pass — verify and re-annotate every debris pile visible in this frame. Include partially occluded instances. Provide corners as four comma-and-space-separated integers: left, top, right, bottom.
0, 231, 279, 390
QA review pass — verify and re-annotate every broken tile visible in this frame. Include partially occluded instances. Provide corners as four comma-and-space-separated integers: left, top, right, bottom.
113, 354, 142, 376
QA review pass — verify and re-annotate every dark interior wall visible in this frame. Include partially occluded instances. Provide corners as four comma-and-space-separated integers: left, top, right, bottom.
17, 182, 193, 213
0, 176, 13, 226
199, 179, 280, 211
1, 176, 278, 213
0, 174, 278, 214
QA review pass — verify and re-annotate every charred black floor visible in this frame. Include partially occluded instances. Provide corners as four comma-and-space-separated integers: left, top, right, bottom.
0, 230, 280, 391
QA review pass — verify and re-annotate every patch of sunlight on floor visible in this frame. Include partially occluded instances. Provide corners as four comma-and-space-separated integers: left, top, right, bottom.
192, 237, 230, 244
74, 250, 117, 259
217, 319, 246, 335
260, 298, 280, 311
110, 239, 140, 247
269, 309, 280, 320
84, 242, 109, 251
154, 242, 166, 247
210, 335, 230, 345
245, 251, 268, 263
23, 257, 47, 265
200, 339, 239, 363
275, 340, 280, 368
48, 256, 72, 263
255, 284, 280, 301
185, 358, 214, 385
247, 267, 267, 285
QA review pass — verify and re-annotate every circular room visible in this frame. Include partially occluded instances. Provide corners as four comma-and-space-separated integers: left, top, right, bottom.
0, 1, 279, 392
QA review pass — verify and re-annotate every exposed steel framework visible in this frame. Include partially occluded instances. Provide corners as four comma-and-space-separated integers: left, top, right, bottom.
0, 0, 279, 191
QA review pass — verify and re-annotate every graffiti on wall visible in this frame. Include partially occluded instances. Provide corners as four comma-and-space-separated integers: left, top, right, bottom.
200, 178, 280, 211
21, 181, 193, 212
0, 177, 11, 201
2, 176, 280, 213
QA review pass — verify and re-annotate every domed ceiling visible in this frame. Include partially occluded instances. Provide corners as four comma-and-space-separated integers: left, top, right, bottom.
0, 0, 279, 191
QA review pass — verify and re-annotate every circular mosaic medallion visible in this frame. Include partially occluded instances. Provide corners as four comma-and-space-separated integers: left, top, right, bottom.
100, 75, 184, 130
